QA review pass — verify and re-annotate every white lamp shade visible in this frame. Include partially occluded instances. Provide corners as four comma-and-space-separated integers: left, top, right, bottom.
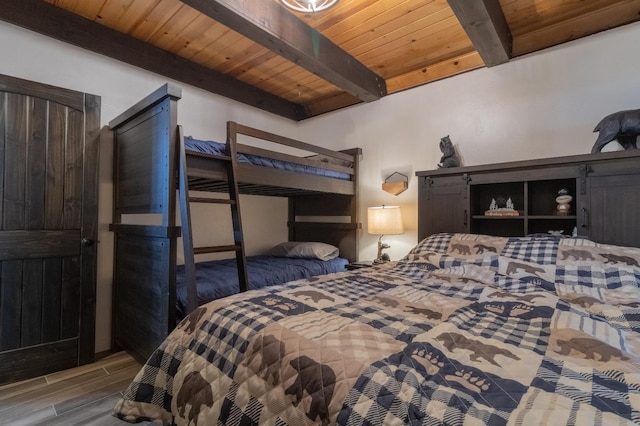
368, 206, 404, 235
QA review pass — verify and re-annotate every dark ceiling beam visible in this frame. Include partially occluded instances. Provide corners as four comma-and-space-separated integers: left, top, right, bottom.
304, 92, 362, 118
0, 0, 306, 120
447, 0, 512, 67
181, 0, 386, 102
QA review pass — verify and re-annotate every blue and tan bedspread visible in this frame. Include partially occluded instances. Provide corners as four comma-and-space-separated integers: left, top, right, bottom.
114, 233, 640, 425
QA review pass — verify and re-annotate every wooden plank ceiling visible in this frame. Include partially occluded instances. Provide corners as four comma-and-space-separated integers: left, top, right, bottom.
1, 0, 639, 120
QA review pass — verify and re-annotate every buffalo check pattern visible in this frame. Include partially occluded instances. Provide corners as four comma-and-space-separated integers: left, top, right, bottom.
114, 233, 640, 425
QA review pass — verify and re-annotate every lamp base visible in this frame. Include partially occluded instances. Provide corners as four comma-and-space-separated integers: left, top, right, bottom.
374, 236, 391, 264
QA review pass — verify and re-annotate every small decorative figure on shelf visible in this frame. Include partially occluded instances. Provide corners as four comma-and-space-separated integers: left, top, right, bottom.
555, 188, 572, 216
591, 109, 640, 153
485, 196, 519, 216
437, 135, 460, 168
505, 197, 514, 210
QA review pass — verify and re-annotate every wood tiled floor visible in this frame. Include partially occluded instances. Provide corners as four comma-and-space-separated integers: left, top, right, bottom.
0, 352, 148, 426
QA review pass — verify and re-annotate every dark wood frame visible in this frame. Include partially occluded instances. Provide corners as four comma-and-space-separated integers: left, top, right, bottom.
416, 150, 640, 247
0, 74, 99, 383
109, 84, 361, 363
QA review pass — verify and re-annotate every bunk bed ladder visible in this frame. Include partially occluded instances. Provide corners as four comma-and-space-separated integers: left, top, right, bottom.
177, 125, 249, 315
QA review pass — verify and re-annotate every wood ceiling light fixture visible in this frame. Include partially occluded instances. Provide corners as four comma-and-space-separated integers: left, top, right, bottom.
280, 0, 339, 13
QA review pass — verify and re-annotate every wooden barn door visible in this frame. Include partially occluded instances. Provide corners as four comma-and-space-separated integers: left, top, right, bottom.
0, 75, 100, 384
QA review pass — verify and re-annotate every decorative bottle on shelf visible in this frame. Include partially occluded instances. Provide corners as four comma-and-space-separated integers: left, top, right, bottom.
555, 188, 572, 216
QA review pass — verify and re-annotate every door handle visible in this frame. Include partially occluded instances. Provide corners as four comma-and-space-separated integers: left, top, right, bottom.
581, 208, 588, 228
81, 238, 94, 247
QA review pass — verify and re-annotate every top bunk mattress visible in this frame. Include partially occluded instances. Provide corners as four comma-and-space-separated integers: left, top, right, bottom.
184, 136, 351, 180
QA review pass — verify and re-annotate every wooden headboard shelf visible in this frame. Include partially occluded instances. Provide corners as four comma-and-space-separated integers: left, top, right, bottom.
416, 150, 640, 248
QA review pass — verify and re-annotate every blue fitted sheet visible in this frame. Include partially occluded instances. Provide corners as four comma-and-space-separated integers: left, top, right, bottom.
184, 136, 351, 180
175, 255, 348, 318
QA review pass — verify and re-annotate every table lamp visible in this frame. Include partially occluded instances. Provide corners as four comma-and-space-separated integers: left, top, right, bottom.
367, 205, 404, 264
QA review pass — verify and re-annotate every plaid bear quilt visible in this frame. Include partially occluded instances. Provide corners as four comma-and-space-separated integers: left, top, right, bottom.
114, 233, 640, 425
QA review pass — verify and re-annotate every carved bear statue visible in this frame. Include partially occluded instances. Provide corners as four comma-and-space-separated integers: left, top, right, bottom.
438, 135, 460, 168
591, 109, 640, 153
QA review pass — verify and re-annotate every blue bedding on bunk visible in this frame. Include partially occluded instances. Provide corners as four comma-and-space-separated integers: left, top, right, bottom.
184, 136, 351, 180
175, 255, 349, 319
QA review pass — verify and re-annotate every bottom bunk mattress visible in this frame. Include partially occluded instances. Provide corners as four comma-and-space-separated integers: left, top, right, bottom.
176, 255, 348, 318
115, 233, 640, 425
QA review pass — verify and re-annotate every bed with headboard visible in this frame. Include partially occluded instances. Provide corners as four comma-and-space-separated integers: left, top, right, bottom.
109, 84, 361, 363
113, 227, 640, 421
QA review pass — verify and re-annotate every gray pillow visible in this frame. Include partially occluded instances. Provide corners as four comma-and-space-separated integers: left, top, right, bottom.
268, 241, 339, 260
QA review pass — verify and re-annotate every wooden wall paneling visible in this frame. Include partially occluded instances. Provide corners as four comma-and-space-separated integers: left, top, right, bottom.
291, 194, 354, 217
587, 174, 640, 248
41, 258, 62, 343
0, 230, 80, 260
213, 34, 269, 72
1, 93, 26, 353
108, 0, 163, 34
61, 256, 81, 340
26, 97, 47, 230
0, 74, 85, 111
417, 175, 469, 241
114, 234, 173, 364
0, 93, 4, 219
46, 103, 66, 230
170, 15, 238, 61
276, 69, 334, 102
312, 0, 411, 38
0, 261, 22, 351
346, 9, 463, 75
510, 0, 640, 56
370, 17, 472, 78
64, 108, 84, 229
370, 12, 463, 70
303, 92, 361, 118
4, 93, 26, 231
21, 259, 43, 347
79, 93, 100, 365
0, 339, 78, 385
147, 4, 199, 52
115, 101, 172, 214
386, 51, 484, 94
503, 0, 631, 37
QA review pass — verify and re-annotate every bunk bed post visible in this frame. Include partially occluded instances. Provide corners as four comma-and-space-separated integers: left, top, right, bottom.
177, 125, 198, 314
288, 148, 362, 263
341, 147, 361, 261
109, 84, 182, 363
226, 121, 249, 292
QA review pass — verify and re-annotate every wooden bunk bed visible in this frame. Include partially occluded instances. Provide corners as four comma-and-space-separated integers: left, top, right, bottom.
109, 84, 361, 362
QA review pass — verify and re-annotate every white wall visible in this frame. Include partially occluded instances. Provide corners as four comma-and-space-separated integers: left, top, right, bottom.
298, 22, 640, 263
0, 21, 295, 353
2, 19, 639, 353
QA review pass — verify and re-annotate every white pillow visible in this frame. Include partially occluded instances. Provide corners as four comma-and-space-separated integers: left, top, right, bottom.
268, 241, 339, 260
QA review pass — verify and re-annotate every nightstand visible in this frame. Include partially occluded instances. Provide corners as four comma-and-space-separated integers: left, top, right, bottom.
345, 261, 374, 271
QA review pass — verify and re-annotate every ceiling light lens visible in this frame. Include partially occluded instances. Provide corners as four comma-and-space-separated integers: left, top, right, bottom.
280, 0, 338, 13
